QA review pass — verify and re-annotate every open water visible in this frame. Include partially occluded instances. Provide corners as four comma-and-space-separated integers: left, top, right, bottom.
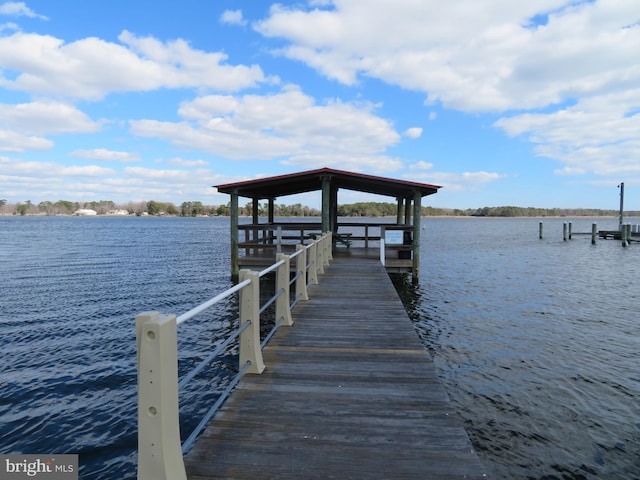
1, 216, 639, 479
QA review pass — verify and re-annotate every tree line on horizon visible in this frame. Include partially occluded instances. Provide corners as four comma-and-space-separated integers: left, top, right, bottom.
1, 198, 637, 218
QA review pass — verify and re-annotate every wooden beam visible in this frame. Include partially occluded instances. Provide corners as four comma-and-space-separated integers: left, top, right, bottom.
230, 191, 239, 281
321, 175, 331, 233
412, 190, 421, 283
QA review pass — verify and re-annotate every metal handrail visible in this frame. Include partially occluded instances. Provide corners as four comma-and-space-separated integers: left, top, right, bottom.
176, 278, 251, 325
136, 232, 332, 480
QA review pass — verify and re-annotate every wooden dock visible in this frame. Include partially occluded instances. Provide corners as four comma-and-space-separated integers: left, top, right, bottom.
183, 252, 486, 479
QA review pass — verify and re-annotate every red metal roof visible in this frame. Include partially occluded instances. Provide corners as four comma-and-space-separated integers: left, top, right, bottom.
215, 167, 441, 199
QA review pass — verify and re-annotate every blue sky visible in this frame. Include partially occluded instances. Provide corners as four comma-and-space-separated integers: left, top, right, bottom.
1, 0, 639, 210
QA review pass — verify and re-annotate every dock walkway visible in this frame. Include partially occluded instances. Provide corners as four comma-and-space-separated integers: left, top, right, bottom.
183, 254, 486, 479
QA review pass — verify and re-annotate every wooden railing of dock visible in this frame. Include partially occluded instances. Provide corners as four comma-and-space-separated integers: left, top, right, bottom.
135, 230, 486, 479
237, 221, 417, 273
182, 251, 486, 479
135, 233, 333, 480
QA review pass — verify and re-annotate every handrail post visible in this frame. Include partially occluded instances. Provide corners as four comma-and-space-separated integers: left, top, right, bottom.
326, 232, 333, 262
276, 226, 282, 254
275, 253, 293, 327
238, 270, 265, 374
136, 311, 186, 480
308, 241, 319, 285
295, 244, 309, 301
316, 236, 325, 275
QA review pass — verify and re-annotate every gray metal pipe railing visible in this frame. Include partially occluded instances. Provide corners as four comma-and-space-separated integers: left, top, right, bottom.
136, 232, 332, 480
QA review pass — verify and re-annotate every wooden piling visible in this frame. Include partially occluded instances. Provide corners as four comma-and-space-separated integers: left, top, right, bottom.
591, 223, 597, 245
568, 222, 573, 240
539, 221, 543, 240
563, 222, 568, 241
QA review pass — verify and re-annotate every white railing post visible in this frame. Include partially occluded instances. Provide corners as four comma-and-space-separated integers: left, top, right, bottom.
276, 226, 283, 254
295, 244, 309, 301
308, 241, 319, 285
238, 270, 265, 374
275, 253, 293, 327
136, 311, 186, 480
316, 236, 325, 275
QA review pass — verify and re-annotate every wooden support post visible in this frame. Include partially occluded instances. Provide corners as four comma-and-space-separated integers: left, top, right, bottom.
238, 270, 265, 374
268, 199, 275, 223
568, 222, 573, 240
412, 190, 421, 283
275, 254, 293, 327
276, 226, 282, 254
563, 222, 568, 241
539, 221, 543, 240
136, 311, 187, 480
321, 175, 331, 233
295, 244, 309, 301
230, 192, 239, 281
396, 197, 403, 224
592, 223, 597, 245
622, 224, 629, 247
404, 198, 412, 225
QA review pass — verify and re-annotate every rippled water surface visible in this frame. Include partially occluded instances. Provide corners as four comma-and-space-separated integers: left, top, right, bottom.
395, 217, 640, 480
1, 216, 639, 479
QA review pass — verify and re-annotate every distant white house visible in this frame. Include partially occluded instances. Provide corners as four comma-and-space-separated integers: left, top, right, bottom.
74, 209, 97, 216
107, 209, 130, 216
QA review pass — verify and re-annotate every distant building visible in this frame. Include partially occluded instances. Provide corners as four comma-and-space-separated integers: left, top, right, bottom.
107, 209, 130, 216
74, 209, 97, 216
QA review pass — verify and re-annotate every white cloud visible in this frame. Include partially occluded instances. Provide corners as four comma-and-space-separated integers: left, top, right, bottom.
495, 88, 640, 177
220, 9, 247, 26
411, 170, 508, 191
0, 2, 48, 20
70, 148, 141, 162
167, 157, 209, 167
0, 101, 100, 135
253, 0, 640, 181
131, 88, 402, 172
0, 157, 115, 177
255, 1, 640, 112
410, 161, 433, 170
404, 127, 423, 139
0, 31, 267, 99
0, 129, 51, 152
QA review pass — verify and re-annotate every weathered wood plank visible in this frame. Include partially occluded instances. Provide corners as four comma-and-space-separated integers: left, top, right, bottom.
184, 255, 487, 479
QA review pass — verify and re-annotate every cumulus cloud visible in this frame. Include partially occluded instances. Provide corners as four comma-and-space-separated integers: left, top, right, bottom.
0, 30, 267, 99
411, 170, 508, 191
255, 1, 640, 112
254, 0, 640, 180
495, 89, 640, 177
0, 129, 52, 152
0, 101, 100, 135
70, 148, 141, 162
410, 161, 434, 170
167, 157, 209, 167
131, 88, 403, 171
404, 127, 423, 139
0, 2, 48, 20
220, 9, 247, 26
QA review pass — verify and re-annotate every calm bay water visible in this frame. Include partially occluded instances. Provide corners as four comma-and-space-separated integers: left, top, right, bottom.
1, 216, 639, 479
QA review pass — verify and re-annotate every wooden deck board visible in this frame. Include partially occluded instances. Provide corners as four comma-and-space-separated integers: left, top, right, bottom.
184, 255, 486, 479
